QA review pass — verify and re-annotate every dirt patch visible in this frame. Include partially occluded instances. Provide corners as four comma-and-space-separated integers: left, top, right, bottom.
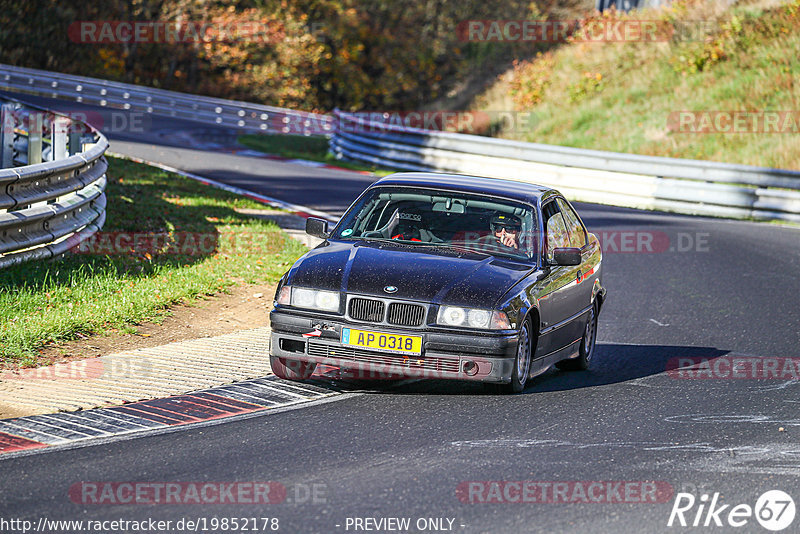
29, 283, 276, 368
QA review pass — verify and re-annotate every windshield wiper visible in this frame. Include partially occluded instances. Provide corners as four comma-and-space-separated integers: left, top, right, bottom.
345, 237, 526, 260
408, 242, 492, 257
342, 236, 390, 242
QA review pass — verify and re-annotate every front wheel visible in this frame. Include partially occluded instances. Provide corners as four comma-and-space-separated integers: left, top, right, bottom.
270, 355, 317, 380
556, 304, 597, 372
487, 319, 532, 394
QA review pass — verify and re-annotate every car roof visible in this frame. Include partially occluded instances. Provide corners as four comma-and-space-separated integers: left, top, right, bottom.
371, 172, 556, 205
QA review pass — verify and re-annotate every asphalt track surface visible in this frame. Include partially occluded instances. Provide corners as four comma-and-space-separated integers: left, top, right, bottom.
2, 91, 800, 533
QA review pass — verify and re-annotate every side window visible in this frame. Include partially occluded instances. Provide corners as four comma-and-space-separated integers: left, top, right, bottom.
557, 198, 586, 248
542, 200, 570, 263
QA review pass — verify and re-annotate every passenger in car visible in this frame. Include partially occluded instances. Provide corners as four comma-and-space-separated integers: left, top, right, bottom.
390, 210, 425, 241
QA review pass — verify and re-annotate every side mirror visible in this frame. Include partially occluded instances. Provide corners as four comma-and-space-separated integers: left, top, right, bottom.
552, 247, 581, 266
306, 217, 330, 239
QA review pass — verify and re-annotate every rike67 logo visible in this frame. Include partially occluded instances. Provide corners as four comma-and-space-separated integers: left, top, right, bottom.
668, 490, 795, 531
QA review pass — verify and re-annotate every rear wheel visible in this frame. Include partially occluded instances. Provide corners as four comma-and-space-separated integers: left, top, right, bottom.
270, 355, 317, 380
556, 304, 597, 372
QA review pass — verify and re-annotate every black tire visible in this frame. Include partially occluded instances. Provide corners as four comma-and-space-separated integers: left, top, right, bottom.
270, 355, 317, 380
487, 318, 533, 394
556, 304, 597, 372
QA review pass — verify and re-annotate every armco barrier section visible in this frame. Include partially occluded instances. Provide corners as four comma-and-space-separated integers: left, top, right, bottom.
0, 63, 332, 136
4, 64, 798, 222
0, 98, 107, 269
330, 110, 800, 222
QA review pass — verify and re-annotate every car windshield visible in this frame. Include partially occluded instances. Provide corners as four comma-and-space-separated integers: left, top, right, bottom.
331, 186, 538, 261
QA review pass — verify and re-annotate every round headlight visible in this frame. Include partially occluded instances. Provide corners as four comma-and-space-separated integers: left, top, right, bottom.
442, 306, 466, 326
467, 309, 491, 328
293, 288, 315, 308
316, 291, 339, 311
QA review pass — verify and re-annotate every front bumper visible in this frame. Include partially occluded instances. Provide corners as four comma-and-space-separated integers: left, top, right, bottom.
269, 309, 518, 383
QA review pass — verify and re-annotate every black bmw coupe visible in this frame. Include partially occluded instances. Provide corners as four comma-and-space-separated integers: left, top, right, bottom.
269, 173, 606, 393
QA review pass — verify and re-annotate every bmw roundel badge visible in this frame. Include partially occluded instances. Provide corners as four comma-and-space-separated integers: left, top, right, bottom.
384, 285, 398, 294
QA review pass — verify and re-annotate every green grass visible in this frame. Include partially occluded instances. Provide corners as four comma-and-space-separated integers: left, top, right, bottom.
494, 0, 800, 170
238, 134, 395, 177
0, 157, 308, 367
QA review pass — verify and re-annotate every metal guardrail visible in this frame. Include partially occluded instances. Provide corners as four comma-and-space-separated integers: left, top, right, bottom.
0, 63, 333, 136
4, 64, 798, 223
331, 110, 800, 222
0, 98, 108, 269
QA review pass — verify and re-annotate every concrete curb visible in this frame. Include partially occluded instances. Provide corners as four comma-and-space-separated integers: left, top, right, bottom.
0, 163, 336, 421
0, 327, 272, 417
0, 376, 341, 458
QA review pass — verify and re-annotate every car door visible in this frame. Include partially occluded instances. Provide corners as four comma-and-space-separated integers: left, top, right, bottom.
557, 197, 595, 341
534, 199, 582, 357
557, 197, 592, 281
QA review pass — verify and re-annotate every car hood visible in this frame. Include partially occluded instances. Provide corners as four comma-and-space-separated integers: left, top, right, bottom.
287, 240, 536, 307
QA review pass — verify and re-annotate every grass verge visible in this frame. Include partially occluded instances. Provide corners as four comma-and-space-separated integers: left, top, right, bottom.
0, 156, 307, 367
238, 133, 395, 177
477, 0, 800, 170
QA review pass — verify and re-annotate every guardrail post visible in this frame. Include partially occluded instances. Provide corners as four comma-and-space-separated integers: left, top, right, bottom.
27, 112, 43, 165
68, 132, 83, 156
52, 116, 69, 161
0, 103, 14, 168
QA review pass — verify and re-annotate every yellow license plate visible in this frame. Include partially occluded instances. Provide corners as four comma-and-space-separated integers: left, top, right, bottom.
341, 328, 422, 356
